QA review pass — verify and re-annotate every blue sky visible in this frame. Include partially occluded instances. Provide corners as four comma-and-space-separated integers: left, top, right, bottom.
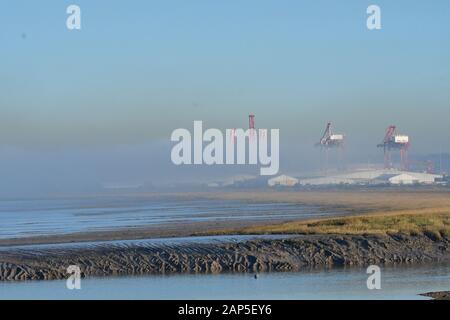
0, 0, 449, 194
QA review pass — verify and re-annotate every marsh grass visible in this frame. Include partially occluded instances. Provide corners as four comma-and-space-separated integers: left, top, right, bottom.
193, 190, 450, 238
201, 208, 450, 238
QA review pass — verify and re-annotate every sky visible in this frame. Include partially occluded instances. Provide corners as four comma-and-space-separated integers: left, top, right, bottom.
0, 0, 449, 196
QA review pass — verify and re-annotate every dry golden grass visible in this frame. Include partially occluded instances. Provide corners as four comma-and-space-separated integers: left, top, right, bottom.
195, 190, 450, 238
202, 209, 450, 238
244, 212, 449, 236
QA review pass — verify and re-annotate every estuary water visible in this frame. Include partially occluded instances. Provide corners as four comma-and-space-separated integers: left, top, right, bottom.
0, 196, 335, 239
0, 262, 449, 300
0, 195, 448, 300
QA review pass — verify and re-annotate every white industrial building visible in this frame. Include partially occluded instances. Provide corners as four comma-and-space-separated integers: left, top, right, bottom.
268, 175, 299, 187
268, 169, 442, 187
388, 172, 441, 185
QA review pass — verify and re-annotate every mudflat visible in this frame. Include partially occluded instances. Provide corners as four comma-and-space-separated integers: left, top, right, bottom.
3, 189, 450, 247
1, 190, 449, 282
420, 291, 450, 300
1, 233, 449, 281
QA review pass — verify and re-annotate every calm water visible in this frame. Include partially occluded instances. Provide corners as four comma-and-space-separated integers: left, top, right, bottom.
0, 196, 448, 300
0, 196, 337, 239
0, 263, 449, 300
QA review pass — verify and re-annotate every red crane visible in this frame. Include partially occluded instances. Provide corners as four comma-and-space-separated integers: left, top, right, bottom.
377, 125, 410, 170
230, 114, 256, 143
248, 114, 255, 130
248, 114, 256, 141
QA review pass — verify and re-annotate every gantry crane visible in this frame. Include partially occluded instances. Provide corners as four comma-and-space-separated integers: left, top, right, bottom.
377, 125, 410, 170
315, 122, 345, 173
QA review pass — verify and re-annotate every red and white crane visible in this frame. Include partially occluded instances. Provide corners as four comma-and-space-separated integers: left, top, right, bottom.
230, 114, 256, 143
377, 125, 410, 170
248, 114, 255, 130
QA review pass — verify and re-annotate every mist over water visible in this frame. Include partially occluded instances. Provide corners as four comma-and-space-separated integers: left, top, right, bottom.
1, 138, 449, 197
1, 1, 450, 197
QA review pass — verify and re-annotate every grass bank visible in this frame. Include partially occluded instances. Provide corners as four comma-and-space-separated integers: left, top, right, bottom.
200, 208, 450, 238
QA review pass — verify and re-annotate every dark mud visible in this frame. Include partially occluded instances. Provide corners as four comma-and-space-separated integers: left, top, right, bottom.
1, 233, 449, 281
420, 291, 450, 300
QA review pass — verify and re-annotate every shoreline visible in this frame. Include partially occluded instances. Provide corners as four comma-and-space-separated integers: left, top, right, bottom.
3, 189, 450, 248
0, 219, 302, 247
420, 291, 450, 300
1, 190, 449, 286
1, 232, 449, 281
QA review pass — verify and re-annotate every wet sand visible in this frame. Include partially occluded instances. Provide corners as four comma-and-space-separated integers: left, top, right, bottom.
0, 193, 350, 245
1, 190, 450, 282
0, 219, 293, 247
5, 189, 450, 247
